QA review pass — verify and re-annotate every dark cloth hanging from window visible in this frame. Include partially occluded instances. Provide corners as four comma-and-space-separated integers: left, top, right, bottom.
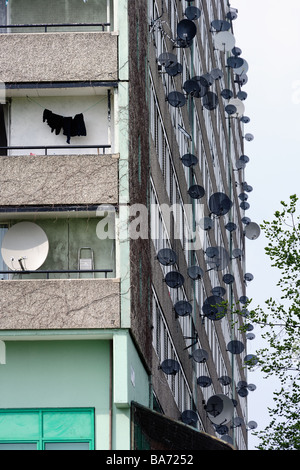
43, 109, 87, 144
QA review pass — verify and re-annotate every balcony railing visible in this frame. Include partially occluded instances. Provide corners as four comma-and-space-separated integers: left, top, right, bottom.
0, 145, 112, 155
0, 23, 111, 33
0, 269, 113, 280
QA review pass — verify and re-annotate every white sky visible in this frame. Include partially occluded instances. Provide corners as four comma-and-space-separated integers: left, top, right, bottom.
230, 0, 300, 449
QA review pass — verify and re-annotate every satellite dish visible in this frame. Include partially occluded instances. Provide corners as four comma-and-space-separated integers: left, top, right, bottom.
239, 295, 249, 304
167, 91, 186, 108
191, 77, 209, 97
183, 79, 200, 96
181, 153, 198, 167
241, 216, 251, 225
237, 90, 248, 101
245, 133, 254, 142
160, 359, 180, 375
247, 421, 258, 430
165, 61, 183, 77
223, 273, 235, 285
221, 88, 234, 100
239, 192, 248, 201
165, 271, 185, 289
185, 6, 201, 21
197, 376, 212, 388
232, 417, 244, 428
214, 31, 236, 52
211, 19, 231, 32
245, 222, 261, 240
221, 435, 233, 445
209, 192, 233, 217
211, 286, 226, 297
218, 376, 232, 386
246, 332, 256, 341
1, 222, 49, 271
210, 68, 223, 80
236, 159, 246, 170
240, 201, 250, 211
157, 248, 177, 266
225, 222, 237, 232
238, 387, 248, 398
248, 384, 257, 392
174, 300, 192, 317
225, 104, 237, 116
215, 424, 229, 436
202, 295, 227, 321
177, 19, 197, 41
237, 72, 248, 86
232, 248, 243, 258
191, 349, 208, 363
244, 355, 259, 367
227, 340, 245, 355
187, 265, 203, 280
158, 52, 177, 68
188, 184, 205, 199
232, 46, 242, 56
241, 115, 250, 124
199, 73, 214, 87
245, 323, 254, 332
206, 394, 234, 425
181, 410, 198, 427
199, 217, 214, 231
244, 184, 253, 193
234, 59, 249, 76
227, 56, 244, 69
206, 246, 230, 271
228, 98, 245, 117
202, 91, 219, 110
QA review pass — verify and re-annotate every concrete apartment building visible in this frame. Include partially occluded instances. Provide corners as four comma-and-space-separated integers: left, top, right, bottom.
0, 0, 257, 451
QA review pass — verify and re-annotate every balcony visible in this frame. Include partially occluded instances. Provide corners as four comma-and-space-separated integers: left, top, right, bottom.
0, 1, 117, 83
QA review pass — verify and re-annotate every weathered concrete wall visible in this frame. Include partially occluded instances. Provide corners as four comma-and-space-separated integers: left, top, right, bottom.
0, 153, 119, 205
0, 278, 120, 330
0, 32, 118, 82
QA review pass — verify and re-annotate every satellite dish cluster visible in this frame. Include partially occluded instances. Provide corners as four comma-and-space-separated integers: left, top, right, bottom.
155, 4, 259, 444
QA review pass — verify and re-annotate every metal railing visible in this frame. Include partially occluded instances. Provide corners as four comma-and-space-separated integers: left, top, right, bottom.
0, 269, 113, 279
0, 23, 111, 33
0, 145, 112, 155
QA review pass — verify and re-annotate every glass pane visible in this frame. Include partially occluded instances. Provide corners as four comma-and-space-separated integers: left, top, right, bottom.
0, 443, 37, 450
44, 442, 90, 451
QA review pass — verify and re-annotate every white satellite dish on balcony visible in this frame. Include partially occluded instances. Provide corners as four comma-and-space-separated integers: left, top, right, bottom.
1, 222, 49, 271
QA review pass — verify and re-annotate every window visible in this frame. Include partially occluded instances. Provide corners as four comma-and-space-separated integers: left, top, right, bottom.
0, 408, 95, 451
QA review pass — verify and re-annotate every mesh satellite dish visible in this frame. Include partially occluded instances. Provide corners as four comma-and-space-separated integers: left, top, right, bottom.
1, 222, 49, 271
183, 79, 200, 97
177, 19, 197, 41
206, 246, 230, 271
197, 376, 212, 388
181, 153, 198, 167
191, 349, 208, 363
206, 394, 234, 425
199, 217, 214, 231
160, 359, 180, 375
167, 91, 186, 108
223, 273, 234, 285
187, 265, 203, 280
158, 52, 177, 68
210, 19, 231, 32
185, 6, 201, 21
225, 222, 237, 232
245, 222, 261, 240
209, 192, 233, 216
227, 340, 245, 355
212, 286, 226, 297
174, 300, 192, 317
165, 61, 183, 77
218, 376, 232, 386
202, 295, 227, 321
157, 248, 177, 266
181, 410, 198, 427
202, 91, 219, 110
188, 184, 205, 199
214, 31, 236, 52
221, 89, 234, 100
165, 271, 185, 289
